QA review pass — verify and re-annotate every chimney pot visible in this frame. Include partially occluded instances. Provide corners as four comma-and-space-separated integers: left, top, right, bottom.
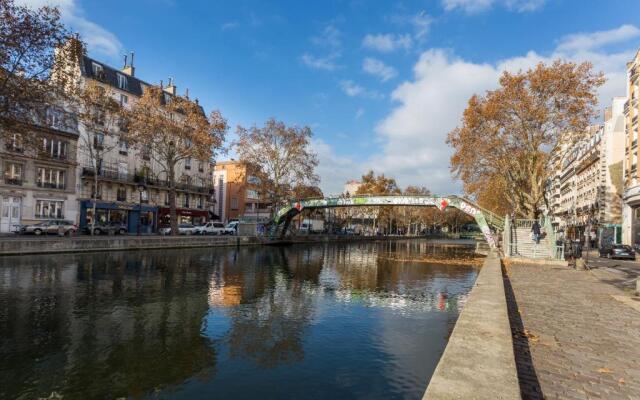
121, 51, 135, 77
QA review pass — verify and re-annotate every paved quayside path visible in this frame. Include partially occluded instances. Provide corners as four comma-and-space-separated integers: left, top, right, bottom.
505, 262, 640, 400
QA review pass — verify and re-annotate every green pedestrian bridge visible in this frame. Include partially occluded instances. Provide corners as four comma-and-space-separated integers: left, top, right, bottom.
270, 195, 504, 249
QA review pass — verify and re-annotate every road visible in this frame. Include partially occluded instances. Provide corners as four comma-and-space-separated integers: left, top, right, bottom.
583, 250, 640, 292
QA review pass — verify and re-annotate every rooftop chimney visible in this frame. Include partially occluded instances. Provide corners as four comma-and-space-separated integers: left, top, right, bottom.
122, 51, 135, 77
164, 76, 177, 96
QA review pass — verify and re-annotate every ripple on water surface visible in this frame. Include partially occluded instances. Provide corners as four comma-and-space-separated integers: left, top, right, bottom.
0, 240, 479, 400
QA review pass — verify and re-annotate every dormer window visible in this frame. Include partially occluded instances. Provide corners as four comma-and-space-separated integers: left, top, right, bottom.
92, 62, 104, 79
117, 73, 128, 90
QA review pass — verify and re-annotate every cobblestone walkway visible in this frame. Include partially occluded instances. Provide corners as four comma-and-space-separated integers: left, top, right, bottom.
505, 262, 640, 400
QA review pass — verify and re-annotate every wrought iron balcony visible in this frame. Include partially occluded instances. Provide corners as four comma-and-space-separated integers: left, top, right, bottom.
81, 165, 215, 194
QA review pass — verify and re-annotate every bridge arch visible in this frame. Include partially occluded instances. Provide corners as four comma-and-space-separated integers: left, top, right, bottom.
271, 195, 503, 249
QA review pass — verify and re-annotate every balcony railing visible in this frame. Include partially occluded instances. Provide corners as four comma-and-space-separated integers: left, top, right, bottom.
37, 182, 65, 190
3, 177, 22, 186
82, 165, 215, 194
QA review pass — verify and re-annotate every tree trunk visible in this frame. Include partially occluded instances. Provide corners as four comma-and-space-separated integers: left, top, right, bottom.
168, 163, 178, 236
91, 169, 98, 236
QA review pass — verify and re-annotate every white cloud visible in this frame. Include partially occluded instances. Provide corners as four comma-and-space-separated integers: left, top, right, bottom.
340, 80, 382, 99
442, 0, 546, 13
362, 33, 412, 52
221, 21, 239, 31
355, 108, 365, 120
556, 24, 640, 53
389, 11, 433, 42
362, 57, 397, 82
16, 0, 123, 58
301, 53, 340, 71
311, 24, 342, 49
357, 24, 635, 194
312, 139, 363, 195
301, 23, 342, 72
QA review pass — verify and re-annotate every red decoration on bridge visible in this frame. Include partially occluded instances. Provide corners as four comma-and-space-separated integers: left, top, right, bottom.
294, 202, 303, 212
439, 199, 449, 211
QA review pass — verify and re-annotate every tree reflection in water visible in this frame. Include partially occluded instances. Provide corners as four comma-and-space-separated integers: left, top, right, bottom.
0, 240, 479, 400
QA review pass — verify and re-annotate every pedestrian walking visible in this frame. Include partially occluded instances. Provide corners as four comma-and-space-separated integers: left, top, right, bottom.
531, 220, 541, 244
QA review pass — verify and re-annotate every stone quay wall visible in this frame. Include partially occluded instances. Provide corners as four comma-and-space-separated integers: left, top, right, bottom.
0, 234, 449, 256
423, 252, 520, 400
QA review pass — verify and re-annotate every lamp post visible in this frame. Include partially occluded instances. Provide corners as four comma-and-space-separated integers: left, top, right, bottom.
137, 182, 146, 236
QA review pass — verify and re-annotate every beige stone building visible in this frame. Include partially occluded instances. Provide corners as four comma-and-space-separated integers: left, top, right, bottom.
60, 45, 215, 233
622, 49, 640, 245
0, 106, 80, 232
547, 126, 605, 231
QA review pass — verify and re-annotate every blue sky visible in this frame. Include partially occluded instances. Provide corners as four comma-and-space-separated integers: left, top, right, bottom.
21, 0, 640, 194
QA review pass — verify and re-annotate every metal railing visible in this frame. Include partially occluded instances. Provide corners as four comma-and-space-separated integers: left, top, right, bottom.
81, 166, 215, 194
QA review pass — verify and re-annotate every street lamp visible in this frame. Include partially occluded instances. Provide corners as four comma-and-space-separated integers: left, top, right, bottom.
137, 182, 146, 236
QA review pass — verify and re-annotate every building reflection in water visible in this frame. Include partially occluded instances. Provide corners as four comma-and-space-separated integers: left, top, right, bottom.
0, 240, 478, 400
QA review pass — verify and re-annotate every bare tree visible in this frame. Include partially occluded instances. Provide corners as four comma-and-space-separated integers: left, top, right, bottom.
75, 81, 124, 234
234, 118, 319, 216
0, 0, 78, 146
126, 86, 227, 235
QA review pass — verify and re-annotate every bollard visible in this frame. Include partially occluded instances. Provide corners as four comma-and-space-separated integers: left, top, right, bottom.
575, 258, 586, 270
636, 277, 640, 297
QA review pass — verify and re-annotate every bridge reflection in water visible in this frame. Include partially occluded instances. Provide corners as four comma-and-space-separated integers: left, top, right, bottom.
0, 240, 479, 400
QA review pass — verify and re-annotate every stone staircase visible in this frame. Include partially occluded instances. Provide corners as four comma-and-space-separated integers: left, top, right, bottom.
509, 226, 555, 259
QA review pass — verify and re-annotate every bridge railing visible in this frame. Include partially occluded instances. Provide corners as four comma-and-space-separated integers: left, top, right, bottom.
289, 194, 505, 231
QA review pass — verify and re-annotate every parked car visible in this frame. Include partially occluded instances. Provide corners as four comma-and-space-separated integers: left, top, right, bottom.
20, 220, 78, 236
194, 221, 227, 235
225, 221, 239, 235
159, 223, 198, 235
84, 221, 128, 235
599, 244, 636, 260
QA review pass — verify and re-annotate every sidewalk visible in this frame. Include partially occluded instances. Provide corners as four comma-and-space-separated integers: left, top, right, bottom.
505, 261, 640, 399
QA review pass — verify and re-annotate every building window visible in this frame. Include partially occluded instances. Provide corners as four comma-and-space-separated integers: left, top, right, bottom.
164, 192, 170, 206
141, 144, 151, 160
246, 189, 259, 199
91, 62, 104, 79
42, 137, 68, 160
198, 161, 204, 172
3, 162, 22, 185
120, 93, 128, 106
140, 189, 149, 204
231, 197, 239, 210
46, 107, 63, 129
182, 193, 190, 208
117, 186, 127, 202
91, 182, 102, 200
94, 132, 105, 149
6, 133, 23, 152
119, 139, 128, 155
36, 167, 66, 189
197, 196, 203, 209
185, 157, 192, 170
36, 200, 64, 219
117, 73, 128, 90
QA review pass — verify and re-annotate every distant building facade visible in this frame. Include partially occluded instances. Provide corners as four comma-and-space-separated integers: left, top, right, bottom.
60, 44, 215, 232
0, 106, 80, 232
213, 160, 270, 223
547, 125, 605, 231
622, 49, 640, 245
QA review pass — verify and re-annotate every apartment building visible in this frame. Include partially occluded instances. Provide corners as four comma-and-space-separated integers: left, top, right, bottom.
59, 43, 215, 233
622, 49, 640, 245
0, 106, 80, 233
548, 126, 605, 231
212, 160, 271, 223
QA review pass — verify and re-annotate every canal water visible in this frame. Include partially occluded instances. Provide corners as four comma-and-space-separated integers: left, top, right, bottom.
0, 240, 480, 400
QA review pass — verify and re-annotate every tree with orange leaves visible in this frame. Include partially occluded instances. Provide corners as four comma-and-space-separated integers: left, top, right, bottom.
126, 86, 227, 235
447, 60, 605, 218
